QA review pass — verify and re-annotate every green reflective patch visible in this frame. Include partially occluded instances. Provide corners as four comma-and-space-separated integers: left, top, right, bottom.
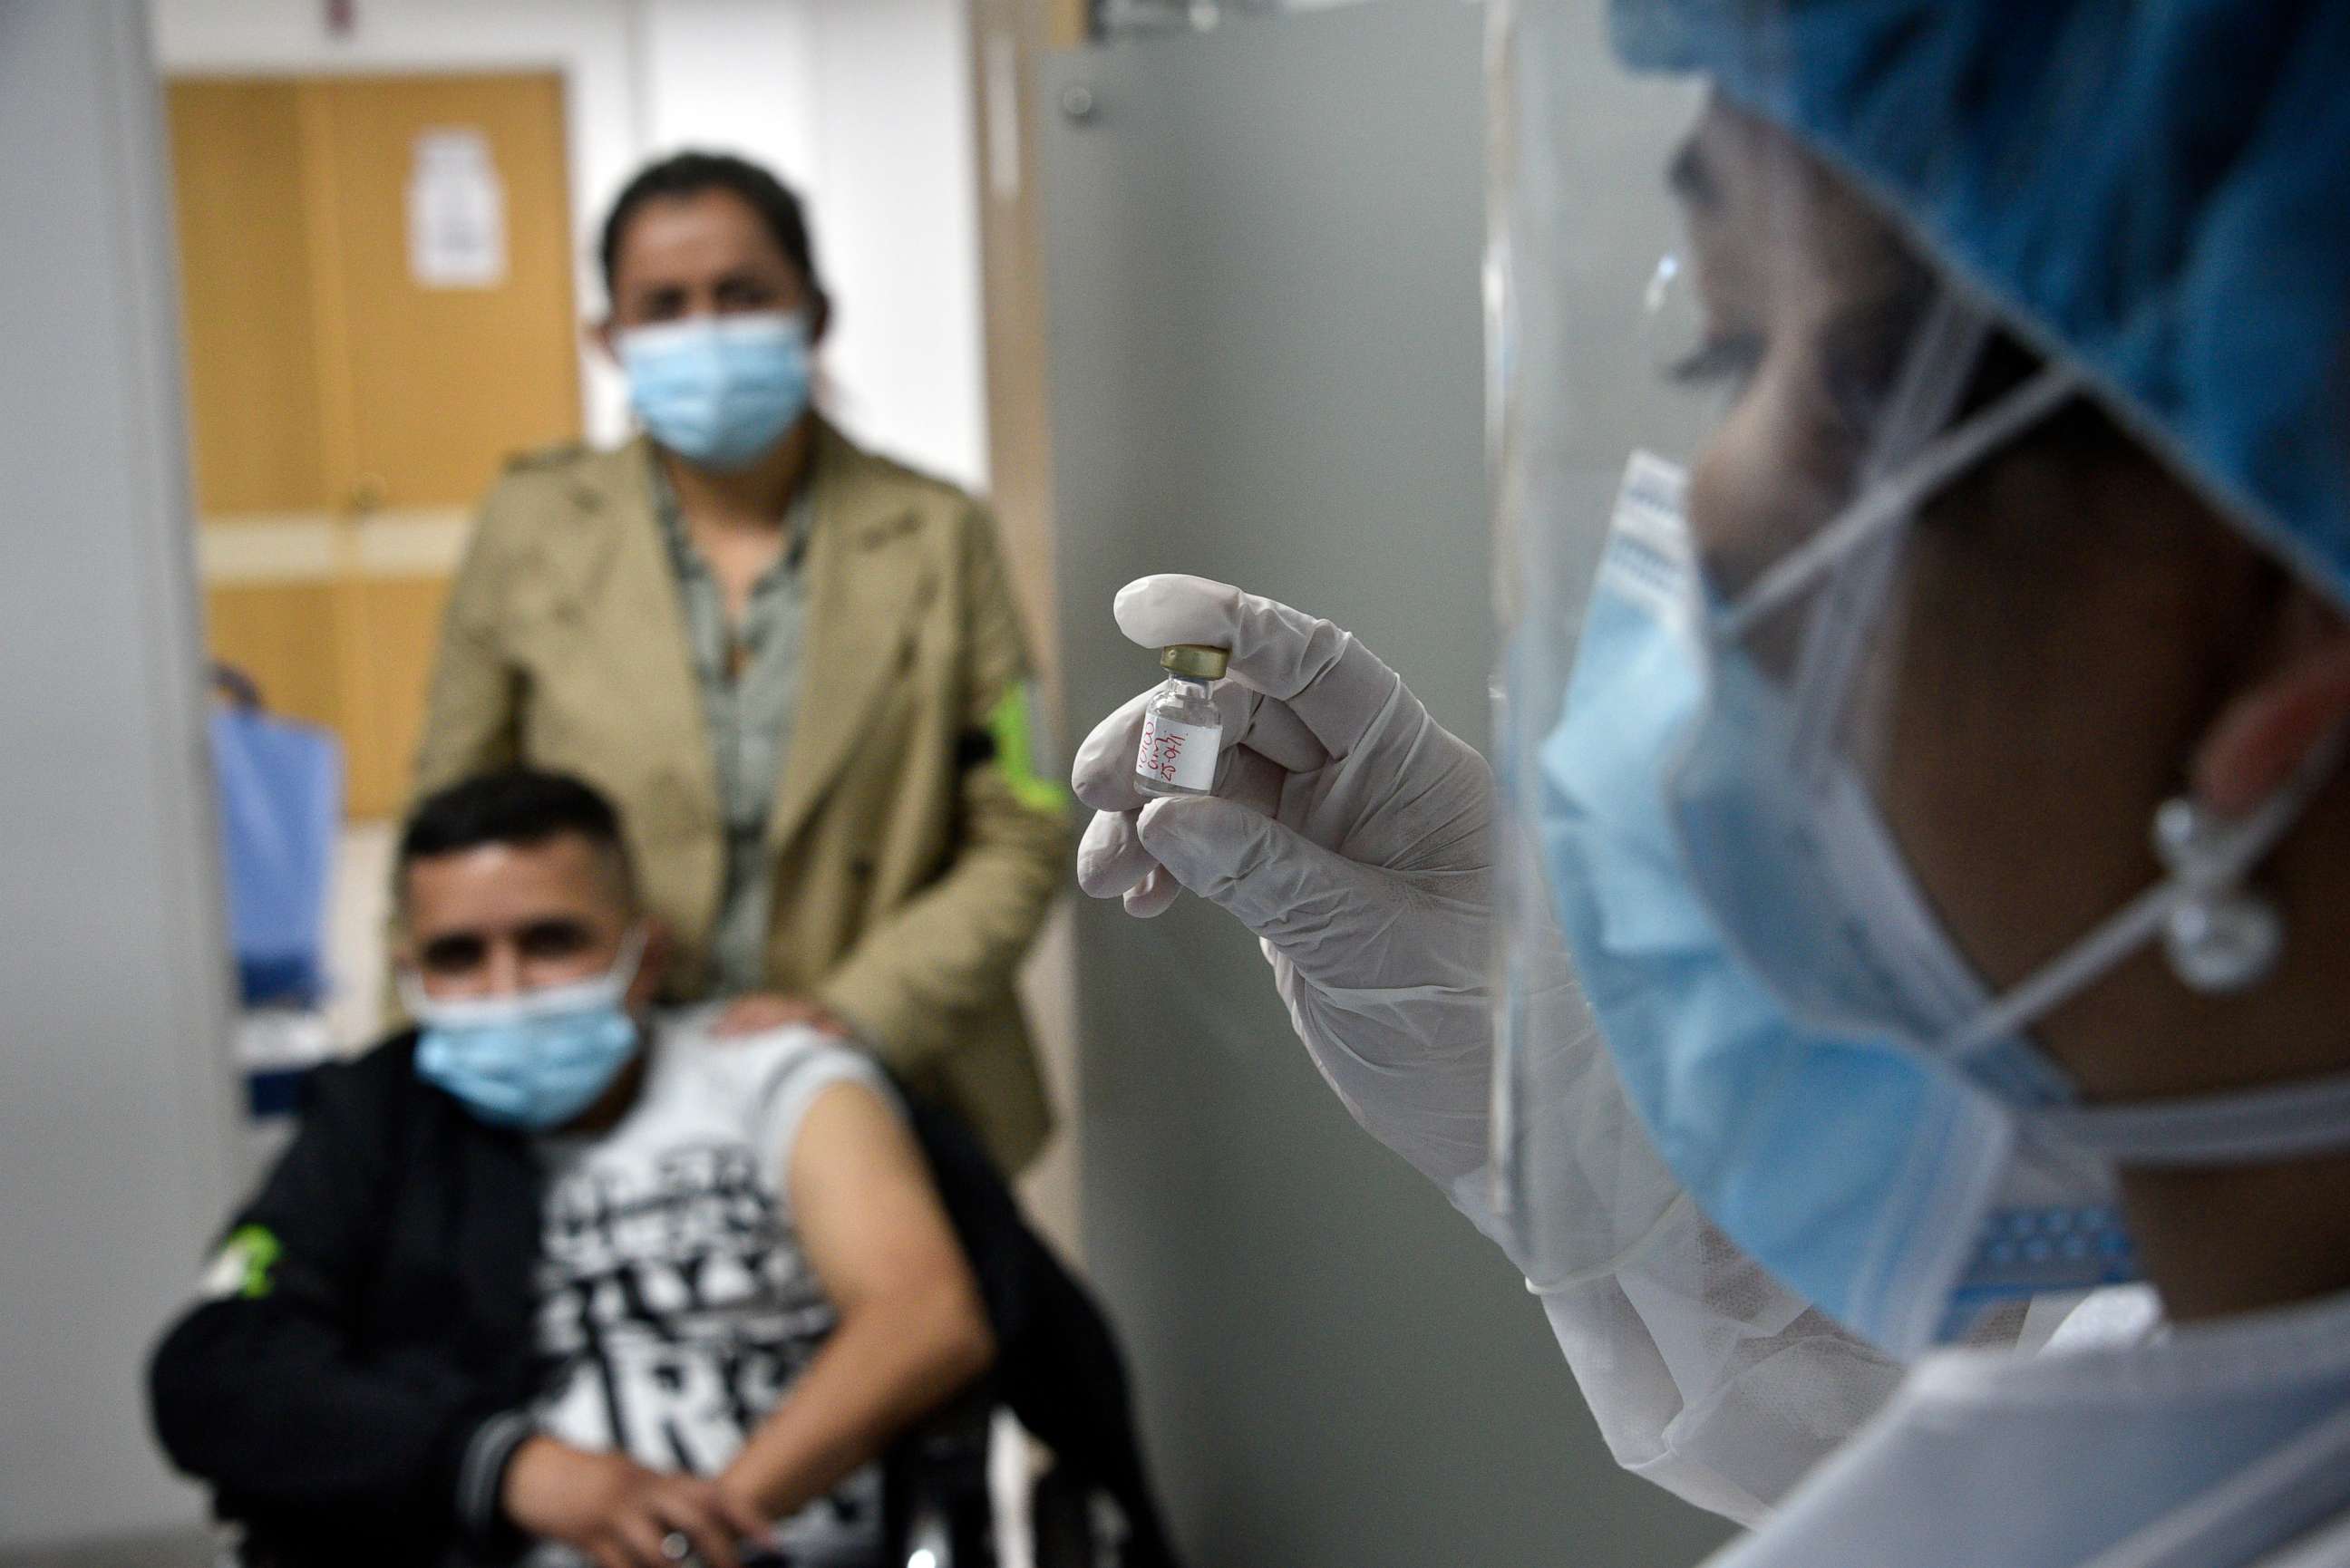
987, 682, 1071, 815
226, 1224, 281, 1300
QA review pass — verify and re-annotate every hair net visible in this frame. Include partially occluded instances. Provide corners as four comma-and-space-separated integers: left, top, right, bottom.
1614, 0, 2350, 605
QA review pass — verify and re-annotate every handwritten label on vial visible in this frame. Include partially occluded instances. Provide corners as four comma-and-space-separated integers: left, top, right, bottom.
1137, 713, 1219, 791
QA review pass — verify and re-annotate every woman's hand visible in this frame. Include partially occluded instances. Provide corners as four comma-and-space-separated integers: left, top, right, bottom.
711, 992, 854, 1040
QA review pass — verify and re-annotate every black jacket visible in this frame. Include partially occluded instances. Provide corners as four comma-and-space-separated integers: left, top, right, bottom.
149, 1031, 1179, 1568
149, 1036, 542, 1565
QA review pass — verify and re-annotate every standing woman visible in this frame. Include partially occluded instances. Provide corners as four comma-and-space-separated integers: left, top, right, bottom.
415, 152, 1069, 1173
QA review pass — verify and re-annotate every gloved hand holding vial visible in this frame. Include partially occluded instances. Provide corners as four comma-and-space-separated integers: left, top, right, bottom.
1071, 571, 1885, 1524
1073, 572, 1500, 1189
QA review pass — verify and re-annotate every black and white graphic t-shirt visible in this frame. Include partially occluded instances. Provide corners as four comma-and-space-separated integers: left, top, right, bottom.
528, 1010, 891, 1567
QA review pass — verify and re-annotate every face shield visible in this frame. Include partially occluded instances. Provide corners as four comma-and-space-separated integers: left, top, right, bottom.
1490, 0, 2350, 1357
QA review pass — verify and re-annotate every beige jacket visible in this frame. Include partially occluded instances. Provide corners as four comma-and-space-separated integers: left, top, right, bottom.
414, 424, 1070, 1171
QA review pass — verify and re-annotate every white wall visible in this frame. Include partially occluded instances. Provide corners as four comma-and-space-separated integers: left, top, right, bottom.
638, 2, 822, 209
0, 0, 242, 1547
794, 0, 989, 489
151, 0, 990, 490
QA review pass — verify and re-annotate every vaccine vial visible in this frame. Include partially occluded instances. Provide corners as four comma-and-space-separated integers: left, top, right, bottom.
1134, 644, 1229, 797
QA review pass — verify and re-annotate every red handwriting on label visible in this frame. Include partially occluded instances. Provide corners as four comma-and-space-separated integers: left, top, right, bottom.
1137, 715, 1185, 782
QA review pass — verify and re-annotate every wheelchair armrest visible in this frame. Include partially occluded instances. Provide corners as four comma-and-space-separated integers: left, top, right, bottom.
882, 1385, 996, 1567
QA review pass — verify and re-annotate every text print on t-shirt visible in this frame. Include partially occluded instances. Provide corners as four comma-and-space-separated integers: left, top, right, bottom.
533, 1141, 873, 1546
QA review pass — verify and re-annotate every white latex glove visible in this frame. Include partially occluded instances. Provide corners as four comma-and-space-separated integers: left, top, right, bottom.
1073, 576, 1905, 1525
1072, 574, 1494, 1189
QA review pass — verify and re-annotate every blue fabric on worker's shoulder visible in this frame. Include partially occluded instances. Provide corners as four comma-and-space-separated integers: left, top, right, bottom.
1611, 0, 2350, 607
210, 704, 341, 1007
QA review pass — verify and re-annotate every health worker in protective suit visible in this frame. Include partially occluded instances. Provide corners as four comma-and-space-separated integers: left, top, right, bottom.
1072, 1, 2350, 1563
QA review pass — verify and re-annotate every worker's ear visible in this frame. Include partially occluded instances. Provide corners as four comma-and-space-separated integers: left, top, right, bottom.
587, 315, 618, 364
2190, 586, 2350, 814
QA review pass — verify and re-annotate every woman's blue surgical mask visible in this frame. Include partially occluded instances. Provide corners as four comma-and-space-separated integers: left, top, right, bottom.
403, 927, 648, 1131
618, 311, 811, 471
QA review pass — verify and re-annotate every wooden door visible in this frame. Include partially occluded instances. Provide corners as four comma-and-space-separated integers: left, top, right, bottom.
168, 73, 580, 819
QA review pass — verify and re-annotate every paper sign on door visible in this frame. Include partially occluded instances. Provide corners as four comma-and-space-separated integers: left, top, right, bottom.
407, 129, 507, 289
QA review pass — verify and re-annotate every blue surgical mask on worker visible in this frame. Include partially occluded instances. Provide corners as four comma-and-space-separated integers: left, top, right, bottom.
404, 927, 648, 1130
1535, 430, 2138, 1356
617, 311, 811, 471
1531, 316, 2350, 1355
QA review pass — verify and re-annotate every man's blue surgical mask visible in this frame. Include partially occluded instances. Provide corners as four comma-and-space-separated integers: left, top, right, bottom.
404, 927, 648, 1131
618, 311, 811, 471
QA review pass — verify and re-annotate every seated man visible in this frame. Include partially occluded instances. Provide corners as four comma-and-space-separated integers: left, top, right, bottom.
151, 769, 995, 1568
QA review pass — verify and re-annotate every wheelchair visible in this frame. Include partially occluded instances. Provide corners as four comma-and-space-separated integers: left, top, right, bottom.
880, 1084, 1185, 1568
879, 1389, 1180, 1568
